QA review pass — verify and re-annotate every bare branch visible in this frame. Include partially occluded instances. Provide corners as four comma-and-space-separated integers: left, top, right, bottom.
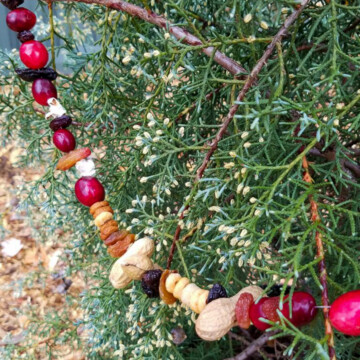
224, 331, 277, 360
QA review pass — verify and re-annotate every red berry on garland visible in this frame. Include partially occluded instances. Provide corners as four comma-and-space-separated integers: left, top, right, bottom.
53, 129, 76, 153
75, 177, 105, 207
329, 290, 360, 336
19, 40, 48, 69
32, 78, 57, 106
249, 292, 317, 331
6, 8, 36, 32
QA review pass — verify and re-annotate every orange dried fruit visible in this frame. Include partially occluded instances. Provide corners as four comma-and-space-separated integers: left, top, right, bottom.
100, 226, 119, 241
92, 206, 114, 219
104, 229, 131, 246
107, 234, 135, 257
159, 270, 177, 305
235, 292, 254, 329
56, 147, 91, 171
89, 201, 109, 215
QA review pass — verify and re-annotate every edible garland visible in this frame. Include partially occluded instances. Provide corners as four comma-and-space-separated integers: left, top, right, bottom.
1, 0, 360, 350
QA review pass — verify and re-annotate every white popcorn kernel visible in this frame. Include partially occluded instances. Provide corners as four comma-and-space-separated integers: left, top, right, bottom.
153, 50, 160, 57
209, 206, 221, 212
164, 32, 170, 40
333, 119, 339, 127
249, 197, 257, 204
144, 52, 152, 58
76, 158, 96, 177
242, 186, 251, 195
45, 98, 66, 119
244, 142, 252, 148
229, 151, 237, 158
140, 177, 148, 183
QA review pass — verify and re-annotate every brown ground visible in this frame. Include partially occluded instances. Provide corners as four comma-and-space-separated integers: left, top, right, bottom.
0, 144, 85, 359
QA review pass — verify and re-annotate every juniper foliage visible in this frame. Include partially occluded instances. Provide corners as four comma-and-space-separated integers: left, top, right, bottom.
0, 0, 360, 359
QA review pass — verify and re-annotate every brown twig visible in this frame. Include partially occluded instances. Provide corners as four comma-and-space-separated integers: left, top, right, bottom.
166, 0, 311, 269
224, 331, 277, 360
302, 156, 336, 360
54, 0, 246, 75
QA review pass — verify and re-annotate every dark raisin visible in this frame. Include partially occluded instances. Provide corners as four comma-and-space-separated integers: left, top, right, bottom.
17, 30, 35, 43
0, 0, 24, 10
15, 67, 58, 82
206, 283, 228, 304
260, 284, 291, 297
49, 116, 72, 131
141, 269, 163, 298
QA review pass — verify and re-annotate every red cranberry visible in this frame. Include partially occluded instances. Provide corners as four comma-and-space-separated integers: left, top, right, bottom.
249, 292, 317, 331
19, 40, 48, 69
6, 8, 36, 32
329, 290, 360, 336
75, 177, 105, 207
53, 129, 76, 153
32, 79, 57, 106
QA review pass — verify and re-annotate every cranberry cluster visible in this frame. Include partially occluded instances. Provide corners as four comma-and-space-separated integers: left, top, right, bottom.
5, 3, 105, 207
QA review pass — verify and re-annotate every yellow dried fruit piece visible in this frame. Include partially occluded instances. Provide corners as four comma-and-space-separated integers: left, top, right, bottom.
165, 273, 182, 293
94, 212, 113, 227
173, 277, 190, 299
181, 283, 200, 307
197, 290, 210, 313
190, 289, 208, 314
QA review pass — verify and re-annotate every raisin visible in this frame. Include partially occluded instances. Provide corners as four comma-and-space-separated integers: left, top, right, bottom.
15, 67, 58, 82
0, 0, 24, 10
141, 269, 163, 298
49, 115, 73, 131
206, 283, 228, 304
17, 30, 34, 43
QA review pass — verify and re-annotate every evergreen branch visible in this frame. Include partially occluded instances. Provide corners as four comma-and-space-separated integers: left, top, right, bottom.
302, 155, 336, 360
53, 0, 247, 75
195, 0, 311, 182
167, 0, 311, 269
